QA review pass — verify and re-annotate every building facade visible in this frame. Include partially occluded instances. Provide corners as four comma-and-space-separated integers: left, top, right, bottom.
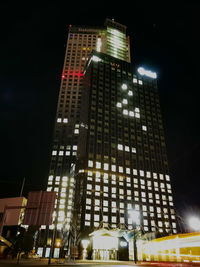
46, 19, 177, 258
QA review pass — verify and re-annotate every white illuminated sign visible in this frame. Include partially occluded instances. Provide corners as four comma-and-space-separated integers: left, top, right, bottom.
137, 67, 157, 79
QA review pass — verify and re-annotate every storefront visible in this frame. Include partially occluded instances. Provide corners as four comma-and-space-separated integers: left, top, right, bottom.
89, 229, 129, 261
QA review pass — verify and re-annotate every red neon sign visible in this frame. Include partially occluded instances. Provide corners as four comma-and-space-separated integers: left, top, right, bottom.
62, 70, 84, 79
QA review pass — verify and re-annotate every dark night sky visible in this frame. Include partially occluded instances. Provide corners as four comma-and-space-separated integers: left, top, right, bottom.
0, 3, 200, 224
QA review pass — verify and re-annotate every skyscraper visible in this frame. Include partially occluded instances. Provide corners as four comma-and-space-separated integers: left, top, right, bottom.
46, 19, 130, 232
45, 19, 176, 259
76, 50, 176, 234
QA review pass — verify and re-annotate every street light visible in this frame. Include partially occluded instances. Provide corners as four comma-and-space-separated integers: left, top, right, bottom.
129, 209, 140, 264
188, 216, 200, 231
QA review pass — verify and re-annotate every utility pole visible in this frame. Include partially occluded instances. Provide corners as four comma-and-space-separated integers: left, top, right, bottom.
20, 177, 25, 197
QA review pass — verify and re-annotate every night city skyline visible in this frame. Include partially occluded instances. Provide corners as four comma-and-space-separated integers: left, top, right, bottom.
1, 2, 200, 231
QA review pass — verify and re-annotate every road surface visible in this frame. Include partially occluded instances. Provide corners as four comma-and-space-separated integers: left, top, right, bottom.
0, 259, 198, 267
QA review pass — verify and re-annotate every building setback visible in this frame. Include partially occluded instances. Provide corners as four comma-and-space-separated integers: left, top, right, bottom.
45, 19, 177, 258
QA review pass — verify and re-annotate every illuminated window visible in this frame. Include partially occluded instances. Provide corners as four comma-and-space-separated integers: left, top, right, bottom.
94, 214, 99, 221
167, 183, 171, 189
127, 190, 131, 195
133, 169, 138, 175
96, 161, 101, 169
111, 165, 116, 172
61, 188, 66, 193
159, 174, 163, 180
87, 184, 92, 190
112, 216, 116, 223
119, 166, 123, 173
141, 192, 146, 198
172, 222, 176, 228
74, 129, 79, 134
73, 145, 77, 151
57, 118, 62, 123
140, 179, 145, 185
122, 99, 128, 105
55, 176, 60, 181
86, 198, 91, 205
103, 186, 108, 192
142, 125, 147, 131
88, 171, 92, 176
63, 118, 68, 123
88, 160, 93, 167
146, 171, 151, 178
104, 173, 108, 179
111, 187, 116, 194
48, 175, 53, 181
62, 176, 68, 181
153, 173, 157, 179
103, 200, 108, 207
95, 199, 100, 206
123, 109, 128, 115
117, 144, 123, 150
120, 217, 125, 223
112, 201, 116, 208
65, 151, 70, 156
103, 215, 108, 222
104, 163, 109, 170
95, 185, 100, 191
116, 102, 122, 108
59, 151, 64, 156
127, 203, 132, 210
154, 181, 158, 188
121, 84, 127, 90
135, 112, 140, 118
125, 146, 130, 152
62, 182, 67, 187
96, 171, 100, 178
132, 147, 136, 153
133, 78, 137, 83
52, 150, 57, 155
128, 90, 133, 96
138, 80, 143, 85
129, 111, 135, 117
85, 214, 91, 220
140, 170, 144, 176
134, 191, 139, 197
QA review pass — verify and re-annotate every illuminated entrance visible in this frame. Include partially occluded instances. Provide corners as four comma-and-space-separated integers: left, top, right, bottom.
89, 229, 128, 260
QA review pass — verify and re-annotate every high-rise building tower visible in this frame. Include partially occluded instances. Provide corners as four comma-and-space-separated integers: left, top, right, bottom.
45, 19, 176, 259
46, 19, 130, 231
76, 50, 176, 237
